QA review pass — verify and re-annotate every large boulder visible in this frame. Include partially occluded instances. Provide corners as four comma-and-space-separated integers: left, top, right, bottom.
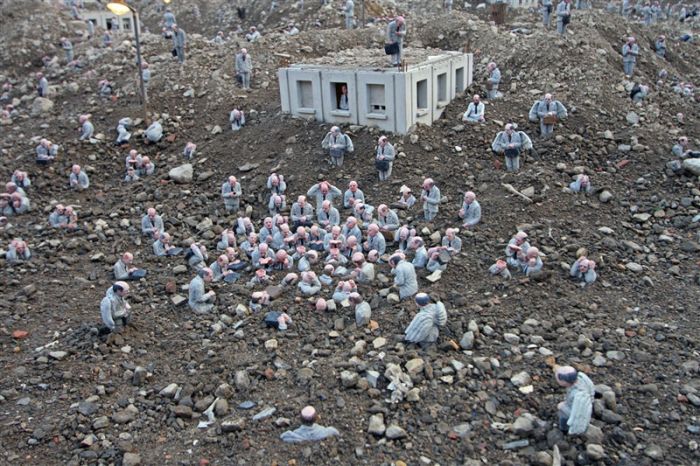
169, 164, 193, 183
31, 97, 54, 116
682, 158, 700, 176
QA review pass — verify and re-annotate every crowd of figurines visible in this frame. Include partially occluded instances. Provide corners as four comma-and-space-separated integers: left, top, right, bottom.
2, 0, 698, 445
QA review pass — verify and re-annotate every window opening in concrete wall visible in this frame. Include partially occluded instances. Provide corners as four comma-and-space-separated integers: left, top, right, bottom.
455, 67, 464, 94
332, 82, 350, 111
416, 79, 428, 110
298, 80, 313, 108
122, 17, 132, 30
106, 18, 114, 30
437, 73, 447, 102
367, 84, 386, 114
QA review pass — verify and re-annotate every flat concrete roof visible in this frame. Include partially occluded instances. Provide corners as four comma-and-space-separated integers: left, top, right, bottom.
288, 47, 465, 72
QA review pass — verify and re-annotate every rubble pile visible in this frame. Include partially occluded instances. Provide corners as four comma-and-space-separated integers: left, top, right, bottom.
0, 0, 698, 465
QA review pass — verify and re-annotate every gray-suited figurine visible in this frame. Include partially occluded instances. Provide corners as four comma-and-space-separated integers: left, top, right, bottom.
280, 406, 339, 443
390, 254, 418, 300
321, 126, 354, 167
555, 366, 594, 435
556, 0, 572, 35
386, 16, 407, 66
569, 256, 597, 285
529, 93, 567, 136
188, 268, 216, 314
421, 178, 441, 222
622, 37, 639, 77
235, 48, 253, 90
172, 24, 186, 64
404, 293, 448, 347
221, 176, 242, 212
375, 136, 396, 180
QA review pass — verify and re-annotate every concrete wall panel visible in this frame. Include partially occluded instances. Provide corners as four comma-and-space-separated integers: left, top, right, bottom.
394, 73, 410, 134
466, 54, 474, 87
431, 60, 452, 121
357, 72, 397, 133
287, 69, 323, 119
409, 65, 433, 126
278, 69, 291, 113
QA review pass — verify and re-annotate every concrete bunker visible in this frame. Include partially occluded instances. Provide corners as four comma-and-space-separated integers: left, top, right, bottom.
278, 48, 473, 134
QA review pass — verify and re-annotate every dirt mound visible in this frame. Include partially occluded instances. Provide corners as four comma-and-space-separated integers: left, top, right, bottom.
0, 1, 699, 465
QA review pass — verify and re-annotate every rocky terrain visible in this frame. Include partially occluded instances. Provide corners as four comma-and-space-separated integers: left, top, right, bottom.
0, 0, 699, 465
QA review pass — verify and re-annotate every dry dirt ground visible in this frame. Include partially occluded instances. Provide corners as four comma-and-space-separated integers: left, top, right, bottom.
0, 1, 699, 465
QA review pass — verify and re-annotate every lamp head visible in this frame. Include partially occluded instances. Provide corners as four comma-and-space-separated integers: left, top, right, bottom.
107, 0, 132, 15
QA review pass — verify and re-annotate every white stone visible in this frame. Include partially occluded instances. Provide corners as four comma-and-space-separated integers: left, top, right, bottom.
171, 295, 186, 306
31, 97, 53, 116
265, 339, 278, 350
368, 414, 386, 435
372, 337, 387, 349
405, 358, 425, 375
510, 371, 531, 387
49, 351, 68, 360
683, 158, 700, 176
385, 424, 407, 439
169, 164, 193, 183
625, 262, 643, 273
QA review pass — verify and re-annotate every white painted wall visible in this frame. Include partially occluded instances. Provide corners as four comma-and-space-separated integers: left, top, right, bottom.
278, 52, 473, 134
82, 11, 133, 31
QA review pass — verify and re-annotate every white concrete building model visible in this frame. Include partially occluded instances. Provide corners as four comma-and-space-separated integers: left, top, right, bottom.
278, 48, 473, 134
71, 0, 136, 32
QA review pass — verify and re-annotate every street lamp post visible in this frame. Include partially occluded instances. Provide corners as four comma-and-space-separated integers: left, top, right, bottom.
361, 0, 365, 28
107, 0, 148, 118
